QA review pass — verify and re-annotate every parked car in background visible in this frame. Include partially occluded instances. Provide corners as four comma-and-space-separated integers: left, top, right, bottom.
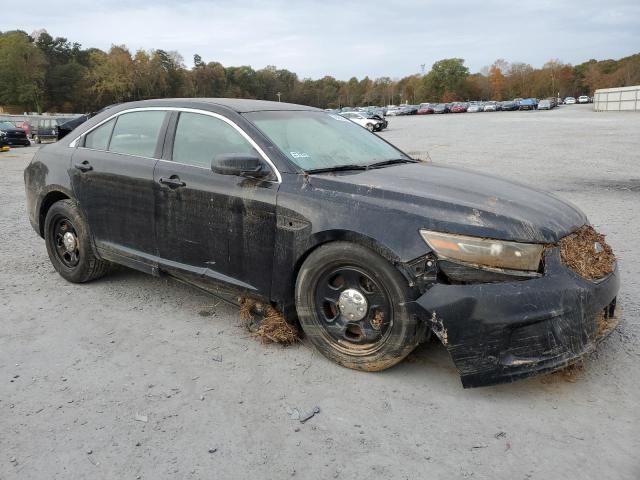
340, 111, 385, 132
363, 111, 388, 130
500, 100, 519, 111
400, 105, 418, 115
518, 99, 536, 110
564, 97, 576, 104
578, 96, 589, 104
537, 99, 552, 110
33, 118, 62, 143
386, 107, 403, 116
432, 103, 450, 114
0, 120, 31, 146
450, 103, 468, 113
12, 120, 33, 138
467, 103, 482, 113
417, 103, 434, 114
0, 133, 9, 151
483, 101, 498, 112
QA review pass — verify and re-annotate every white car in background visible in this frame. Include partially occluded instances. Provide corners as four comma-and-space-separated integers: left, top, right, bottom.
340, 112, 385, 132
578, 95, 590, 104
564, 97, 576, 104
483, 101, 498, 112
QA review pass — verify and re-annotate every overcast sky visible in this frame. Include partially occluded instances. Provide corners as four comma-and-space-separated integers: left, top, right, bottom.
4, 0, 639, 79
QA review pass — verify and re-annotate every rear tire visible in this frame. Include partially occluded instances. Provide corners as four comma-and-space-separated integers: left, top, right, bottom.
295, 242, 425, 372
44, 199, 110, 283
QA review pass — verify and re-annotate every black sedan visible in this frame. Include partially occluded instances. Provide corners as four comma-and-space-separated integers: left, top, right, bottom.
0, 121, 31, 146
24, 99, 619, 388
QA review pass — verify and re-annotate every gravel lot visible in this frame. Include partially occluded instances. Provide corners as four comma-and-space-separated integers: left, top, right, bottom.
1, 104, 639, 479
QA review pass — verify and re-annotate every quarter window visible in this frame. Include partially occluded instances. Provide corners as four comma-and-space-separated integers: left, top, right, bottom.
172, 112, 257, 168
84, 118, 116, 151
108, 111, 167, 158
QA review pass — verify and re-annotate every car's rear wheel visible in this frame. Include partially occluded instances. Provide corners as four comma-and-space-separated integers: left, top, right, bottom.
44, 199, 110, 283
295, 242, 425, 371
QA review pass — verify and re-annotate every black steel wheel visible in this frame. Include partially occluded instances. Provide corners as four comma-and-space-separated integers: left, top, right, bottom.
51, 217, 80, 268
296, 242, 425, 371
44, 199, 110, 283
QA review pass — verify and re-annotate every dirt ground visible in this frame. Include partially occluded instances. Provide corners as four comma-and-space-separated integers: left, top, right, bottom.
1, 104, 639, 479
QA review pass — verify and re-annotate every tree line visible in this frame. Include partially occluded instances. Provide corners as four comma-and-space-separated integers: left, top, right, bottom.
1, 29, 639, 113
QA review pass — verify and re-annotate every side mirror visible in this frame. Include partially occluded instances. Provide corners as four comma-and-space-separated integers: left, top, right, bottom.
211, 153, 269, 179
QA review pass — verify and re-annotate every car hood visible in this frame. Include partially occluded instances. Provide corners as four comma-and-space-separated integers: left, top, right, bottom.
310, 162, 586, 243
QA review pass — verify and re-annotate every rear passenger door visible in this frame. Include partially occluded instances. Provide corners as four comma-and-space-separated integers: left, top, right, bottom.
71, 110, 170, 263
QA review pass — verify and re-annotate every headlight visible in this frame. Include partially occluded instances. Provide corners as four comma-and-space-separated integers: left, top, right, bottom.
0, 131, 6, 137
420, 230, 544, 272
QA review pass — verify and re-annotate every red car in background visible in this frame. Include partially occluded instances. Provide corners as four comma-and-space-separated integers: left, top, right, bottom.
450, 103, 468, 113
417, 103, 434, 114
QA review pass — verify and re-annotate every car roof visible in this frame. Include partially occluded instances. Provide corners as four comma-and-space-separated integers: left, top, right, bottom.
108, 98, 321, 113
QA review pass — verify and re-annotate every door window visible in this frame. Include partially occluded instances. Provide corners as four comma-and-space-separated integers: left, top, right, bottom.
172, 112, 257, 168
108, 111, 167, 158
84, 118, 116, 151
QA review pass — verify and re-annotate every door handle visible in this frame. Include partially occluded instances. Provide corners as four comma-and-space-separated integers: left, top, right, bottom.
74, 161, 93, 172
159, 176, 186, 188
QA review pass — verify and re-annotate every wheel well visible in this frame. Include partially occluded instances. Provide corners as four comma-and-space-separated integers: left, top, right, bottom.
39, 191, 71, 237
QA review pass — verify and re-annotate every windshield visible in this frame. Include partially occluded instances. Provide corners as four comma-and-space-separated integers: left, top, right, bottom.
244, 110, 408, 171
0, 121, 16, 129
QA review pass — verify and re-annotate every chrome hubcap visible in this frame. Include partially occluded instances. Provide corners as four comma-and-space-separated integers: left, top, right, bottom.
338, 288, 368, 321
63, 231, 77, 252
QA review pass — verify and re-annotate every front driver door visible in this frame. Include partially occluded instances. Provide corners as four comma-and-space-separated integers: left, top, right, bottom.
154, 111, 279, 297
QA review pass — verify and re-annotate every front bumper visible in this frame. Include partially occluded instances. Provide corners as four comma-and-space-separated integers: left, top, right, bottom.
415, 248, 620, 388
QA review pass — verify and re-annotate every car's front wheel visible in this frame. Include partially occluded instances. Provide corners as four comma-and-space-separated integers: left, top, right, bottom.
366, 123, 375, 132
295, 242, 425, 371
44, 199, 110, 283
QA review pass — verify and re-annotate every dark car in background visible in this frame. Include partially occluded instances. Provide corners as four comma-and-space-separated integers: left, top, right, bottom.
500, 100, 519, 111
12, 120, 33, 138
0, 121, 31, 146
518, 98, 537, 110
33, 118, 63, 143
400, 105, 418, 115
432, 103, 450, 114
24, 98, 619, 388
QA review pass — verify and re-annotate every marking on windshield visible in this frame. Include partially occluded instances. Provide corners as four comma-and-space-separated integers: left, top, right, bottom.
290, 151, 310, 159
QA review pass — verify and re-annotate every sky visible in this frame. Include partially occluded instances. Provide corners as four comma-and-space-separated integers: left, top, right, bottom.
3, 0, 639, 79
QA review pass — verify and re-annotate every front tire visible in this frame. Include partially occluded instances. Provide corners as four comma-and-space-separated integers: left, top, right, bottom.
366, 123, 375, 132
44, 199, 110, 283
295, 242, 425, 372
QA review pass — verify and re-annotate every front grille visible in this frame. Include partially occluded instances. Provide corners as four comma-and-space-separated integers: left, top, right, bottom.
559, 225, 615, 280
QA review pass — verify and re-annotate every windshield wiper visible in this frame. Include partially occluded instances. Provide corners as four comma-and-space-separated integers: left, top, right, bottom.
365, 158, 416, 169
305, 164, 368, 174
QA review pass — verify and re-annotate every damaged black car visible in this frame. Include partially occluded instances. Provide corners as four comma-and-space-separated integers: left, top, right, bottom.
24, 99, 620, 388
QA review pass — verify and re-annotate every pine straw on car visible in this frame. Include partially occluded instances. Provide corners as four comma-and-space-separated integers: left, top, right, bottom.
559, 225, 615, 280
239, 297, 298, 345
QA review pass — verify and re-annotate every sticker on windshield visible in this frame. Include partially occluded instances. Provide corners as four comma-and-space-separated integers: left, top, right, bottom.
329, 114, 349, 122
290, 151, 310, 159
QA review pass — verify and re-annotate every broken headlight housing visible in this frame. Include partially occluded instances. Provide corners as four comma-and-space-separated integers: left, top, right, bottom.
420, 230, 544, 274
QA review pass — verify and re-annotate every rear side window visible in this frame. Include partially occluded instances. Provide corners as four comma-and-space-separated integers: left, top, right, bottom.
172, 112, 257, 168
84, 118, 116, 151
108, 111, 167, 158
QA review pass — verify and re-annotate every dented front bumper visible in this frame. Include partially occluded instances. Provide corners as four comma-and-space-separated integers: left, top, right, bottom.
416, 248, 620, 388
